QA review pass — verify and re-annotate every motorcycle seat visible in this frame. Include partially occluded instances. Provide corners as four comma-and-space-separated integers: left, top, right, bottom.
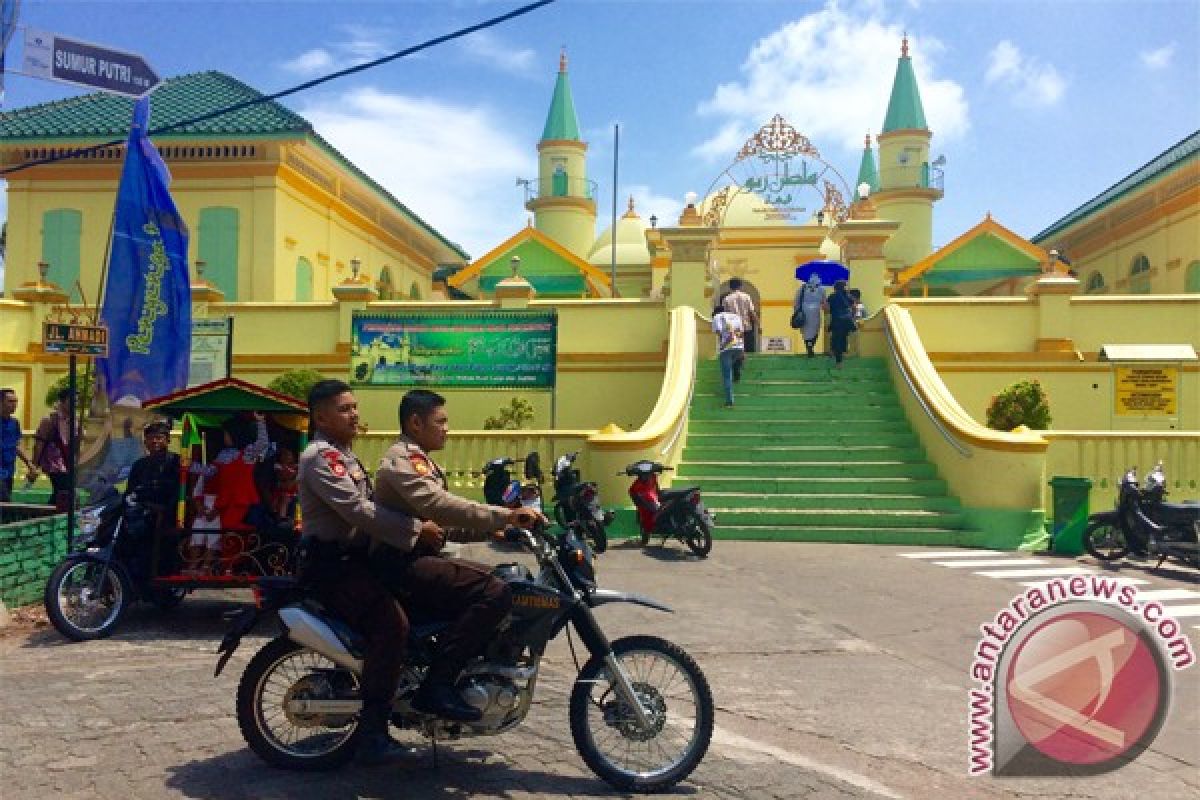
660, 487, 698, 501
1156, 502, 1200, 525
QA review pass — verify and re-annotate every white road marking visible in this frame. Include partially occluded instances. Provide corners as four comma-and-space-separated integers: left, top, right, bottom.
1020, 578, 1150, 587
1134, 589, 1200, 602
1156, 605, 1200, 618
709, 724, 904, 799
933, 559, 1046, 568
900, 550, 1002, 559
973, 568, 1096, 579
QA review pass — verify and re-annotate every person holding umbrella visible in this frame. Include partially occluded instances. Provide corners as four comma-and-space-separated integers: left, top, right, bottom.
794, 275, 826, 357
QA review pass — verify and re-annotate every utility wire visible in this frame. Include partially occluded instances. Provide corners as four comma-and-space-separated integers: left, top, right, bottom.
1, 0, 556, 176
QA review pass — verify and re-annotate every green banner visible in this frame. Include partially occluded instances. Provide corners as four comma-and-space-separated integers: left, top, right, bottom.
350, 311, 557, 388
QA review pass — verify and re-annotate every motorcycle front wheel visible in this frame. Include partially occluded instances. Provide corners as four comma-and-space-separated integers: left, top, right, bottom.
44, 555, 131, 641
236, 637, 360, 771
1083, 522, 1130, 561
586, 519, 608, 554
685, 514, 713, 558
570, 635, 714, 793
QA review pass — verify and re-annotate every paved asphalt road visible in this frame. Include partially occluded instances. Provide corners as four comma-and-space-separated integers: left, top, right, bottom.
1, 541, 1197, 799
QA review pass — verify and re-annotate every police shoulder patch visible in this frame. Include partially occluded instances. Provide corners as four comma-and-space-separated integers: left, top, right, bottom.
322, 449, 347, 477
409, 453, 432, 476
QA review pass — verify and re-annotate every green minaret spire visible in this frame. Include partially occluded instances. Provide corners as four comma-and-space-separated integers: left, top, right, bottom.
881, 35, 928, 132
856, 133, 879, 199
541, 48, 581, 141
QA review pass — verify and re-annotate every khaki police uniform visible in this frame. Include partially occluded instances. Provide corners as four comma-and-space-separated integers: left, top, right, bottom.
372, 434, 513, 688
297, 432, 417, 717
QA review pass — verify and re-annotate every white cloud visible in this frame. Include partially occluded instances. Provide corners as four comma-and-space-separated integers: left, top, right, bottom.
460, 31, 537, 78
693, 3, 969, 161
301, 88, 534, 259
626, 184, 684, 229
282, 26, 394, 75
985, 40, 1066, 107
1140, 43, 1176, 70
282, 49, 334, 75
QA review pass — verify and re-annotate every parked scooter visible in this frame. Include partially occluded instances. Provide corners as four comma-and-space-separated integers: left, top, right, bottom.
481, 452, 544, 512
623, 460, 714, 557
552, 451, 612, 554
1083, 462, 1200, 569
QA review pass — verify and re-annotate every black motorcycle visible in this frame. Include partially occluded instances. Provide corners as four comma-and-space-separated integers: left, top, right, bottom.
215, 524, 714, 793
481, 452, 544, 512
552, 451, 612, 554
1083, 463, 1200, 569
43, 488, 187, 640
624, 460, 714, 558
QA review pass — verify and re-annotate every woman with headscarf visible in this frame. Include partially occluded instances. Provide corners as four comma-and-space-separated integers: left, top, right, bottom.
794, 276, 826, 357
825, 280, 856, 369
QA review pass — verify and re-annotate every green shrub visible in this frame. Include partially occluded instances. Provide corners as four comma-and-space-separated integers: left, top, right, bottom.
482, 397, 535, 430
268, 369, 326, 402
44, 372, 95, 411
986, 379, 1051, 431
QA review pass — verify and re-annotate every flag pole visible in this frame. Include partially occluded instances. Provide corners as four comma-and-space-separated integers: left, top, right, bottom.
609, 123, 619, 298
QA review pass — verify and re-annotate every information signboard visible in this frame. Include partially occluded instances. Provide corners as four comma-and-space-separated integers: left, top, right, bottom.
350, 311, 557, 388
43, 321, 108, 356
1114, 366, 1177, 416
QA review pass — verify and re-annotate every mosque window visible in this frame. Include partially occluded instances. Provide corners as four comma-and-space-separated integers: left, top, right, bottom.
198, 207, 240, 300
552, 161, 568, 196
1084, 271, 1106, 294
41, 209, 82, 301
1129, 253, 1151, 294
1186, 261, 1200, 294
295, 257, 313, 301
410, 280, 422, 301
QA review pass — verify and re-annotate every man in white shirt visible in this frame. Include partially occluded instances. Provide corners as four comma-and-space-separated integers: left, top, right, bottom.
712, 305, 746, 408
722, 278, 758, 353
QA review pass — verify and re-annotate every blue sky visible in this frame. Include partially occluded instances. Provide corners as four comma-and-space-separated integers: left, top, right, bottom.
1, 0, 1197, 264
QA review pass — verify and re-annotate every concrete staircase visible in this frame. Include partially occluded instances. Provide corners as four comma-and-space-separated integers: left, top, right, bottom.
680, 355, 982, 545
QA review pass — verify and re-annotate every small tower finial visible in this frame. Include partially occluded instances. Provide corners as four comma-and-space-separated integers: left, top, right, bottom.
901, 33, 909, 58
627, 195, 635, 213
864, 132, 872, 148
559, 47, 567, 73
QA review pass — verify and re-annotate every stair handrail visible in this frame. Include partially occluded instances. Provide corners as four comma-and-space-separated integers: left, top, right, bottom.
588, 305, 698, 451
883, 305, 1047, 453
885, 319, 971, 458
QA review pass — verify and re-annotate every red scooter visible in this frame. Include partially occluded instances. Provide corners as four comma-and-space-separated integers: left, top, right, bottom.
623, 460, 713, 557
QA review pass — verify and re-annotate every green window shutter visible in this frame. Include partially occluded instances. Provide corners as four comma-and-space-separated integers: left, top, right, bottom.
295, 257, 313, 301
1186, 261, 1200, 294
41, 209, 82, 301
198, 207, 239, 301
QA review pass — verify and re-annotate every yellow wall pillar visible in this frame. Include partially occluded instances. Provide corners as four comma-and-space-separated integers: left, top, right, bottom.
658, 205, 719, 315
1027, 266, 1080, 353
332, 277, 378, 353
830, 201, 900, 314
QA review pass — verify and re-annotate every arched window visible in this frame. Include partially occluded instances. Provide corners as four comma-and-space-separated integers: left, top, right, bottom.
1084, 271, 1106, 294
295, 257, 313, 301
41, 209, 82, 301
1129, 253, 1151, 294
1186, 260, 1200, 294
198, 207, 239, 300
377, 266, 396, 300
409, 280, 422, 301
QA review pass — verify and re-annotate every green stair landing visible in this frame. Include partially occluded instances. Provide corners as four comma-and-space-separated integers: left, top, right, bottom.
679, 355, 986, 546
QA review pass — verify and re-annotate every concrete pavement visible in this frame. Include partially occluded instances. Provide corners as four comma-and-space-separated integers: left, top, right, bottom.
1, 541, 1196, 799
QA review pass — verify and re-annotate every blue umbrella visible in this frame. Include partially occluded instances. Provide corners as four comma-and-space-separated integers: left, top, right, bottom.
795, 260, 850, 284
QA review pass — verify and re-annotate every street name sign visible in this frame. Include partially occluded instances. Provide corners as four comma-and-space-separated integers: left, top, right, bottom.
22, 27, 159, 97
43, 322, 109, 357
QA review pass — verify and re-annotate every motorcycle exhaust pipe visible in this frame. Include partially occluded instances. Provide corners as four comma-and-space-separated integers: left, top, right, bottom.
278, 607, 363, 673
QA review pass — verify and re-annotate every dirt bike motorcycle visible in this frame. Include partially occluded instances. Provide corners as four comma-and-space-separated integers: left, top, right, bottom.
552, 451, 612, 554
215, 524, 714, 793
1083, 463, 1200, 569
624, 460, 714, 558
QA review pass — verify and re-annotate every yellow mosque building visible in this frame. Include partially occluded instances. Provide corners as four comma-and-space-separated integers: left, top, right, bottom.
1, 39, 1197, 550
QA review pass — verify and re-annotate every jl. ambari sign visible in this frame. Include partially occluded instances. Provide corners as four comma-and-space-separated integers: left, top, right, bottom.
350, 311, 557, 388
1115, 366, 1177, 416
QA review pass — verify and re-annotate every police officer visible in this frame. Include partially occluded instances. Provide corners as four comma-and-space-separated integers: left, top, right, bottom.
298, 379, 435, 765
374, 389, 543, 722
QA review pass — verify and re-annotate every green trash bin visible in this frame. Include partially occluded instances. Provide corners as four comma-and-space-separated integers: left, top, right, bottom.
1049, 476, 1093, 555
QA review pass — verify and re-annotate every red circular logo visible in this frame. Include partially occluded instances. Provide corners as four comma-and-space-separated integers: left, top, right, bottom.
1005, 611, 1163, 766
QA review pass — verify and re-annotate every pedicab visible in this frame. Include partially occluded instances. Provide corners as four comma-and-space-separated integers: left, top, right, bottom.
45, 378, 309, 640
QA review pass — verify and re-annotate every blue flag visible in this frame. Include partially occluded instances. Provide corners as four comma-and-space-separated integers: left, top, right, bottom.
98, 97, 191, 405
